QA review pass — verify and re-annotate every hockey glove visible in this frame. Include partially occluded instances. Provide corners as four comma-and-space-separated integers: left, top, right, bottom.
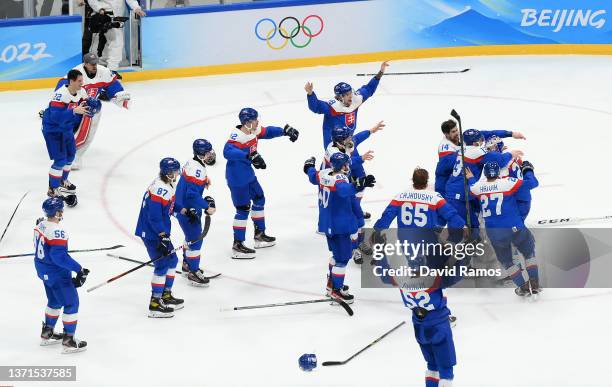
249, 151, 267, 169
73, 268, 90, 288
283, 124, 299, 142
521, 160, 534, 175
303, 157, 316, 174
353, 174, 376, 190
186, 208, 199, 224
157, 233, 172, 255
111, 91, 131, 109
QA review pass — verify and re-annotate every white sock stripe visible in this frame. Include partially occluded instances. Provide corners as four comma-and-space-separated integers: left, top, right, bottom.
233, 219, 248, 227
250, 210, 265, 218
426, 370, 440, 379
49, 168, 62, 177
62, 312, 78, 322
525, 257, 538, 266
185, 249, 200, 258
166, 267, 176, 276
331, 266, 346, 276
45, 307, 61, 316
152, 274, 165, 283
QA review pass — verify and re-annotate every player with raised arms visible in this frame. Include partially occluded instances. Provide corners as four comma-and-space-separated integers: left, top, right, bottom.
223, 107, 299, 259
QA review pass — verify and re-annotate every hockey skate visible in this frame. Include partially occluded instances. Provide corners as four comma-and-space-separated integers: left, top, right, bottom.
40, 322, 63, 346
449, 315, 457, 328
529, 278, 542, 295
187, 269, 210, 287
325, 276, 351, 298
363, 211, 371, 220
148, 297, 174, 318
352, 249, 363, 264
181, 259, 190, 277
162, 289, 184, 310
62, 334, 87, 354
329, 287, 354, 305
61, 179, 77, 191
254, 227, 276, 248
514, 282, 531, 297
232, 240, 256, 259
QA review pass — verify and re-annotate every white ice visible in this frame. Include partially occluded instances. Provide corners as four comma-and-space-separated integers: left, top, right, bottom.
1, 55, 612, 387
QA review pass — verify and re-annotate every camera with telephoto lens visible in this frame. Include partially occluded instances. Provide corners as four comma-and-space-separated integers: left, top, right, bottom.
89, 10, 129, 34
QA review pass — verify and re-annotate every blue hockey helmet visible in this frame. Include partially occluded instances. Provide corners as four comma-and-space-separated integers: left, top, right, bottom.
85, 97, 102, 115
331, 126, 352, 143
298, 353, 317, 372
330, 152, 351, 172
463, 129, 484, 146
193, 139, 213, 156
159, 157, 180, 175
334, 82, 352, 96
238, 107, 258, 124
42, 197, 64, 217
483, 161, 501, 179
485, 135, 503, 152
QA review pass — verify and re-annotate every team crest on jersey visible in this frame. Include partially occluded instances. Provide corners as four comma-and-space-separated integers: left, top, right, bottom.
86, 88, 98, 98
345, 111, 356, 126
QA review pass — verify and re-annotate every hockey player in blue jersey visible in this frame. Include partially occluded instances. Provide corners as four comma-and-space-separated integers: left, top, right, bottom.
444, 129, 523, 242
304, 153, 376, 303
468, 162, 540, 296
135, 158, 186, 317
305, 61, 389, 148
34, 197, 89, 353
372, 168, 469, 386
224, 107, 300, 259
41, 69, 101, 207
484, 137, 539, 220
175, 139, 217, 287
323, 123, 384, 261
435, 120, 462, 197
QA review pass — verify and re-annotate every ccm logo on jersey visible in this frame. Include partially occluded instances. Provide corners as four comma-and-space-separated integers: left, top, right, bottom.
520, 9, 606, 32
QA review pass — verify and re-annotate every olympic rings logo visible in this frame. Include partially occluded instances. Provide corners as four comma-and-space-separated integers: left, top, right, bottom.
254, 15, 324, 50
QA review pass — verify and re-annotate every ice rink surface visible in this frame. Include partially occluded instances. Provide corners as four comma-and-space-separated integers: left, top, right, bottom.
1, 55, 612, 386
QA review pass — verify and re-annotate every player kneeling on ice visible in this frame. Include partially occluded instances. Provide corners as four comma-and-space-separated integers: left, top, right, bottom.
175, 139, 217, 287
304, 153, 376, 304
34, 198, 89, 353
468, 162, 541, 297
41, 69, 101, 207
223, 107, 299, 259
135, 158, 187, 318
324, 123, 384, 263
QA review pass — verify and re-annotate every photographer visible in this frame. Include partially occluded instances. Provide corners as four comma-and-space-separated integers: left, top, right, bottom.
86, 0, 145, 70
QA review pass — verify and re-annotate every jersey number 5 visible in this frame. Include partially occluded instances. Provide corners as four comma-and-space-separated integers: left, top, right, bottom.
400, 203, 428, 227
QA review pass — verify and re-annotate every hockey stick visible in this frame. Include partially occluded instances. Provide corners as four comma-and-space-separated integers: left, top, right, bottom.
450, 109, 472, 239
106, 253, 221, 279
223, 297, 354, 317
356, 68, 469, 76
0, 191, 29, 246
87, 215, 211, 293
0, 244, 124, 259
322, 321, 406, 366
531, 215, 612, 227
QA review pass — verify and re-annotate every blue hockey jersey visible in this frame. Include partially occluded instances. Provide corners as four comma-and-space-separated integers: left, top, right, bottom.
175, 158, 210, 217
34, 220, 82, 281
307, 76, 379, 148
307, 167, 358, 236
41, 85, 88, 134
135, 177, 179, 240
223, 125, 284, 187
469, 176, 524, 228
323, 130, 371, 179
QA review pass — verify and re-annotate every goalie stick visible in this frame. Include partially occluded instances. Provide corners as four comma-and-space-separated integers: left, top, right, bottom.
106, 253, 221, 279
356, 68, 470, 76
0, 191, 29, 246
322, 321, 406, 366
223, 297, 354, 316
0, 244, 124, 259
87, 215, 211, 292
